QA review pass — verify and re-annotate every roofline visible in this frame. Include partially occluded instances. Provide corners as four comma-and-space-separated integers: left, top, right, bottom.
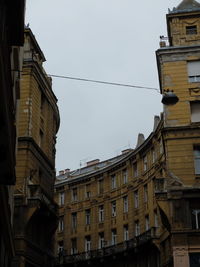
55, 117, 163, 187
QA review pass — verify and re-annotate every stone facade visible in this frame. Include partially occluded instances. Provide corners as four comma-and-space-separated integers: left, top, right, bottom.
0, 1, 25, 266
54, 1, 200, 267
13, 28, 60, 267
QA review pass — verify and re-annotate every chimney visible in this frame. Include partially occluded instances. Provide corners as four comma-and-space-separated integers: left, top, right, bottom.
86, 159, 100, 167
136, 133, 145, 148
121, 149, 133, 154
59, 170, 64, 176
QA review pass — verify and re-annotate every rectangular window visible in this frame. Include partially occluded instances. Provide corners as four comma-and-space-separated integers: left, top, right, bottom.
133, 162, 138, 178
186, 25, 197, 35
154, 210, 158, 228
189, 253, 200, 267
188, 61, 200, 83
85, 209, 91, 225
99, 205, 104, 223
191, 102, 200, 123
194, 146, 200, 175
71, 212, 77, 229
98, 179, 104, 194
85, 236, 91, 252
71, 188, 78, 202
71, 238, 77, 255
135, 220, 140, 236
134, 190, 139, 209
111, 174, 117, 189
123, 169, 128, 184
145, 215, 150, 231
58, 216, 64, 232
143, 155, 147, 171
152, 148, 156, 163
144, 185, 148, 203
123, 196, 128, 213
98, 232, 104, 249
58, 240, 64, 254
159, 139, 163, 154
85, 184, 91, 199
124, 225, 129, 241
111, 229, 117, 245
111, 201, 116, 217
59, 192, 65, 206
192, 209, 200, 229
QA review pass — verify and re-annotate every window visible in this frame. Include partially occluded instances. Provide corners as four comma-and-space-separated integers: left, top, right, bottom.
111, 229, 117, 245
189, 253, 200, 267
123, 196, 128, 213
85, 209, 91, 225
99, 205, 104, 223
71, 188, 78, 202
152, 148, 156, 163
192, 209, 200, 229
145, 215, 150, 231
191, 102, 200, 123
71, 238, 77, 255
98, 179, 104, 194
135, 220, 140, 236
58, 240, 64, 254
159, 139, 163, 154
123, 169, 128, 184
39, 129, 44, 148
134, 190, 139, 209
188, 61, 200, 83
111, 174, 117, 189
111, 201, 116, 217
144, 185, 148, 203
85, 184, 91, 199
143, 155, 147, 171
194, 146, 200, 175
59, 192, 65, 206
71, 212, 77, 229
133, 162, 138, 178
124, 225, 129, 241
186, 25, 197, 35
154, 210, 158, 227
98, 232, 104, 249
85, 236, 91, 252
58, 216, 64, 232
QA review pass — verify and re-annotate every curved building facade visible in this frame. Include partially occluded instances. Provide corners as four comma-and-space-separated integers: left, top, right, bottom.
55, 1, 200, 266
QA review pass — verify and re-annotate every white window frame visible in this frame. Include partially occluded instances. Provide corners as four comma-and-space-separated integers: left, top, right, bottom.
58, 217, 64, 232
85, 209, 91, 225
59, 192, 65, 206
145, 215, 150, 231
111, 175, 117, 189
123, 169, 128, 184
134, 191, 139, 209
71, 188, 78, 202
85, 236, 91, 252
71, 212, 77, 229
188, 61, 200, 83
111, 229, 117, 245
191, 101, 200, 123
98, 233, 104, 249
135, 221, 140, 237
123, 196, 128, 213
111, 201, 116, 217
99, 205, 104, 223
124, 225, 129, 241
194, 146, 200, 175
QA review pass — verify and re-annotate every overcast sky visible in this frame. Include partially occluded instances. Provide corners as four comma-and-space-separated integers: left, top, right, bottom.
25, 0, 181, 173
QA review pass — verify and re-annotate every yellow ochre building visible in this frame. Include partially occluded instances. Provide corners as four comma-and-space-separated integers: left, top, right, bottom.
55, 1, 200, 266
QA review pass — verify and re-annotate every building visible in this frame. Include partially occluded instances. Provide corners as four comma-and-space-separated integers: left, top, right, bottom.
13, 28, 60, 267
0, 0, 26, 266
55, 0, 200, 267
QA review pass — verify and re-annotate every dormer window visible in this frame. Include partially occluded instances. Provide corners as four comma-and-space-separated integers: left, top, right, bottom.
186, 25, 197, 35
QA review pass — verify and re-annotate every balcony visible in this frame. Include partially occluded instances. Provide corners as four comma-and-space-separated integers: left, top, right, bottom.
56, 227, 158, 266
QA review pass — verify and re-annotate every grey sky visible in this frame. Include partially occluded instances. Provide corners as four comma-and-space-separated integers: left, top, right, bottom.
26, 0, 181, 172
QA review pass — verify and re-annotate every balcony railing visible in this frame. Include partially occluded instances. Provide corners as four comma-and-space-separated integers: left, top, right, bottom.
56, 227, 158, 265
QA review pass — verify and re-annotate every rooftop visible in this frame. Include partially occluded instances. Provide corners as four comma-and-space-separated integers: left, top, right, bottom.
169, 0, 200, 14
